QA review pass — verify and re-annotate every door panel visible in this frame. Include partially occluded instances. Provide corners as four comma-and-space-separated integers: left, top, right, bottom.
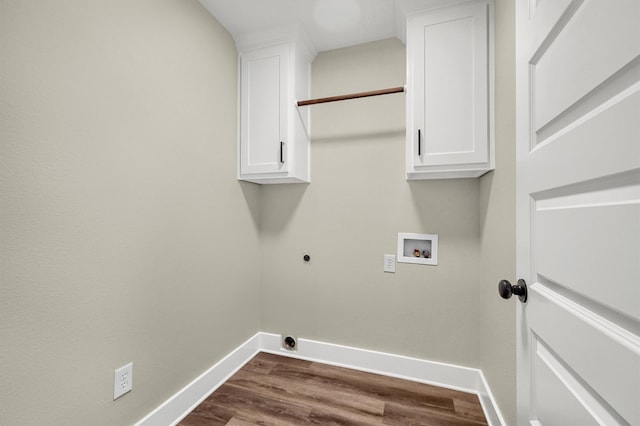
535, 198, 640, 320
527, 88, 640, 192
528, 287, 640, 424
516, 0, 640, 424
533, 0, 640, 131
529, 0, 574, 52
533, 337, 620, 426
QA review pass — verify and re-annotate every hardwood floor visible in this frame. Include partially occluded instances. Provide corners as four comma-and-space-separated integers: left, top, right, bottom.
179, 352, 488, 425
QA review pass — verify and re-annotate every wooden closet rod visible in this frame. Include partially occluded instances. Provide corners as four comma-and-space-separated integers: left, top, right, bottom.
297, 86, 405, 107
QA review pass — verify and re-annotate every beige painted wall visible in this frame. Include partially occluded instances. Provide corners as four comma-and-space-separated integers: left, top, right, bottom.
0, 1, 260, 425
478, 0, 517, 423
260, 38, 484, 368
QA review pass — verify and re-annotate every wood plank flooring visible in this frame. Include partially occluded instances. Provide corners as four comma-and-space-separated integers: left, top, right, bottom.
179, 352, 488, 426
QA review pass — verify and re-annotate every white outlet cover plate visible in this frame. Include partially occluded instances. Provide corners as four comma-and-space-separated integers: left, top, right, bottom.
384, 254, 396, 273
114, 362, 133, 400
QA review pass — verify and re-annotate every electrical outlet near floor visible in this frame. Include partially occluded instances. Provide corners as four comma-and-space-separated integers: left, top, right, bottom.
114, 362, 133, 400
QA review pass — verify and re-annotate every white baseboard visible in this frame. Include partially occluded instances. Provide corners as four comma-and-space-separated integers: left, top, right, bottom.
134, 333, 262, 426
136, 332, 505, 426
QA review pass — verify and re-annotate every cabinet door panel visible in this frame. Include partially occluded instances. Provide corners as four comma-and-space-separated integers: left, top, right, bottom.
406, 0, 492, 179
247, 55, 281, 165
423, 15, 475, 158
240, 45, 288, 175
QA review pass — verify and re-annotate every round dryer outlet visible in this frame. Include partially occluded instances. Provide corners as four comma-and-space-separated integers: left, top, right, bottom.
282, 335, 297, 351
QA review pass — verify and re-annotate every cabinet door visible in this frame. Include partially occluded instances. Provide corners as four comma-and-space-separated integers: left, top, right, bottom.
240, 44, 289, 175
408, 1, 489, 170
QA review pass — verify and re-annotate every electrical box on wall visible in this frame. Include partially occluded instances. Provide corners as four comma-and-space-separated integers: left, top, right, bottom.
397, 233, 438, 265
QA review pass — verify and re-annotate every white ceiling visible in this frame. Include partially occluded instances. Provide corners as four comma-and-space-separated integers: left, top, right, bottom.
198, 0, 453, 53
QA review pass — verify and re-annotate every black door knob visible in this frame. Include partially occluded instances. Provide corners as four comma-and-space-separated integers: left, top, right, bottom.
498, 279, 527, 303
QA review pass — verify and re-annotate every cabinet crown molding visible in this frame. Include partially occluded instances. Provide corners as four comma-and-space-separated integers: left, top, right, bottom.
235, 23, 317, 60
396, 0, 493, 44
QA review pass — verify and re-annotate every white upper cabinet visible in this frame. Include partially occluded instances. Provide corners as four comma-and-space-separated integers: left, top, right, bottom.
406, 0, 494, 179
237, 27, 315, 184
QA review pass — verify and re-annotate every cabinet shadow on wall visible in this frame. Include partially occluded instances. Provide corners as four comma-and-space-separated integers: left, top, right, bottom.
250, 182, 309, 234
477, 170, 494, 235
407, 178, 481, 240
239, 180, 262, 230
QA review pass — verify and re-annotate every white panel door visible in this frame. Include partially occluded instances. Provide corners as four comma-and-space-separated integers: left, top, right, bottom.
516, 0, 640, 425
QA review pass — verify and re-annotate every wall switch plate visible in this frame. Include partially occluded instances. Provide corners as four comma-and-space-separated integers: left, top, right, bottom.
384, 254, 396, 273
114, 362, 133, 400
